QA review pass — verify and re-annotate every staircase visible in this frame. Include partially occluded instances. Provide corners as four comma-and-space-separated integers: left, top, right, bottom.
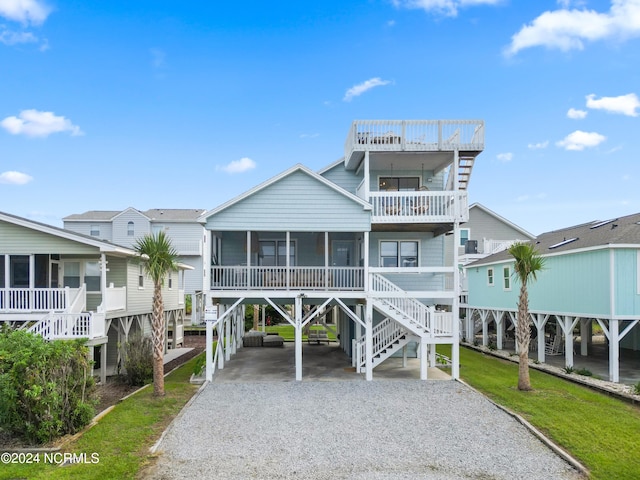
445, 155, 476, 191
354, 317, 417, 371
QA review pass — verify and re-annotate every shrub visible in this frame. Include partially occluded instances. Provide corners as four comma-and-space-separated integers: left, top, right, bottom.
563, 366, 575, 374
575, 368, 593, 377
633, 382, 640, 395
122, 334, 154, 386
0, 329, 96, 444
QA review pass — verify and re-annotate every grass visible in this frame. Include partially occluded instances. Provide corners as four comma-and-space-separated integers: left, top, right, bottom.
438, 344, 640, 480
263, 324, 337, 342
2, 354, 203, 480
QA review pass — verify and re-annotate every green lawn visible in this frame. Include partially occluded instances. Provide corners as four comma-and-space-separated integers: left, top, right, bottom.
263, 324, 337, 342
2, 355, 202, 480
439, 345, 640, 480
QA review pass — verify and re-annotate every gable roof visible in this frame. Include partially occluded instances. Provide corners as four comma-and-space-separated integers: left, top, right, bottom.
198, 163, 371, 222
316, 157, 346, 176
0, 211, 137, 255
64, 208, 206, 223
469, 203, 535, 239
63, 210, 121, 221
468, 211, 640, 267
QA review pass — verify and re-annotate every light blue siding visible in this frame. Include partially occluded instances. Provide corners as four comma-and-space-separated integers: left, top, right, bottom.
321, 161, 363, 195
206, 170, 370, 232
614, 249, 640, 315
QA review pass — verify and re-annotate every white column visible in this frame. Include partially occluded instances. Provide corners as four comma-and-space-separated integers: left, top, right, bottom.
580, 319, 590, 356
295, 296, 303, 381
609, 319, 619, 382
537, 314, 546, 363
363, 231, 370, 292
225, 308, 231, 361
420, 339, 428, 380
429, 343, 436, 367
365, 301, 373, 381
286, 231, 291, 289
206, 319, 214, 381
563, 316, 574, 368
100, 343, 107, 384
218, 305, 225, 370
482, 314, 489, 346
496, 315, 503, 350
4, 254, 9, 289
246, 231, 252, 288
402, 345, 408, 368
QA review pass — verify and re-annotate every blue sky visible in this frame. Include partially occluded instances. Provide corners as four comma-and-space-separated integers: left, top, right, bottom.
1, 0, 639, 235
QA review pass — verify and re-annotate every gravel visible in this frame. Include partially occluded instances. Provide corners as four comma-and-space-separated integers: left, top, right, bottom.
147, 380, 582, 480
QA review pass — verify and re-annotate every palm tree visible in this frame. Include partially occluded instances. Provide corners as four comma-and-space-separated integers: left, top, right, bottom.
508, 242, 545, 391
134, 231, 178, 397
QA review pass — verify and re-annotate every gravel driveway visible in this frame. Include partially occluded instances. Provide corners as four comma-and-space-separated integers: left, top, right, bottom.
146, 380, 581, 479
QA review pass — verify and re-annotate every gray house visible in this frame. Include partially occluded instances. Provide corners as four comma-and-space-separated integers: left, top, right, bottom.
63, 208, 208, 296
0, 211, 190, 382
200, 119, 485, 382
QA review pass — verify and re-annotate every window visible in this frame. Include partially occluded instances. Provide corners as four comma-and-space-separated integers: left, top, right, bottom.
151, 224, 164, 235
380, 241, 418, 267
503, 266, 511, 290
90, 225, 100, 237
84, 261, 101, 292
138, 264, 144, 288
487, 268, 494, 286
259, 241, 295, 266
379, 177, 420, 191
460, 229, 470, 246
127, 221, 134, 236
10, 255, 29, 288
168, 272, 173, 289
63, 262, 80, 288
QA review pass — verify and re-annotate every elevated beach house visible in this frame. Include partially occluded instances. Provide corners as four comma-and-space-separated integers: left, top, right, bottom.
200, 119, 484, 381
464, 212, 640, 382
0, 211, 190, 382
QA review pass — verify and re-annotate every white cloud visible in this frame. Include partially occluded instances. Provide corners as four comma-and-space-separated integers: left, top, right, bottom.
392, 0, 502, 17
527, 140, 549, 149
0, 0, 51, 25
586, 93, 640, 116
299, 133, 319, 138
343, 77, 391, 102
0, 28, 37, 45
496, 152, 513, 162
0, 170, 33, 185
505, 0, 640, 56
1, 109, 83, 137
556, 130, 606, 150
567, 108, 588, 119
217, 157, 256, 174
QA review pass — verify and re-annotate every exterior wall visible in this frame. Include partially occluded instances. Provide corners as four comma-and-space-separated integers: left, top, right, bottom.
369, 168, 442, 191
179, 255, 202, 295
320, 161, 362, 195
614, 248, 640, 316
124, 259, 180, 315
1, 220, 98, 255
467, 249, 611, 316
112, 210, 151, 247
160, 223, 204, 257
63, 221, 113, 241
205, 170, 370, 232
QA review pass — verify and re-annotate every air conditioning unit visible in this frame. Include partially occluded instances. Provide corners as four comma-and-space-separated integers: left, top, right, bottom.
464, 240, 478, 254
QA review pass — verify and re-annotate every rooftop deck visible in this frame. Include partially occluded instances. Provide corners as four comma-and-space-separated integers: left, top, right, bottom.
344, 120, 484, 170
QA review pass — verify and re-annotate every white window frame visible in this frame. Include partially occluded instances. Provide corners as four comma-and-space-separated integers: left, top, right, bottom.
127, 221, 135, 236
487, 267, 494, 286
460, 228, 470, 247
90, 225, 100, 237
379, 240, 420, 268
503, 266, 511, 291
258, 239, 297, 266
138, 264, 145, 289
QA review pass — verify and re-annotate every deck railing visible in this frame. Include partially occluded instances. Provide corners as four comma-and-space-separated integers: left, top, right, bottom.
211, 266, 364, 291
28, 311, 106, 340
345, 120, 484, 161
369, 190, 468, 223
104, 285, 126, 311
0, 287, 75, 312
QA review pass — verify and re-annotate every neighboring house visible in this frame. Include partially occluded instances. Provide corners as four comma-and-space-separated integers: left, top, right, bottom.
199, 119, 484, 382
445, 202, 535, 267
0, 211, 190, 382
63, 208, 208, 296
464, 212, 640, 382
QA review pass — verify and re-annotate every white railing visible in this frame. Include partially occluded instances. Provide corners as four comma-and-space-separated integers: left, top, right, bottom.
28, 311, 106, 340
354, 317, 407, 370
211, 266, 364, 291
0, 287, 73, 312
345, 120, 484, 161
104, 285, 126, 311
369, 190, 468, 223
370, 274, 453, 337
482, 239, 522, 255
67, 285, 86, 314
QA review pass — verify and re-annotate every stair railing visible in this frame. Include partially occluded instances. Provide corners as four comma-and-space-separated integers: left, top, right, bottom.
354, 317, 407, 370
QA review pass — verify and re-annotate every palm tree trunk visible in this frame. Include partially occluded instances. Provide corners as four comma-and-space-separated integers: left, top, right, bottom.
516, 282, 532, 391
152, 282, 165, 397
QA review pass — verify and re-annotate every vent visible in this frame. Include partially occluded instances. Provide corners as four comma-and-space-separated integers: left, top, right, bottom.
549, 237, 578, 249
590, 218, 617, 229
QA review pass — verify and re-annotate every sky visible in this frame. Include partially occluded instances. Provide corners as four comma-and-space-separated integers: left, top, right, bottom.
1, 0, 639, 235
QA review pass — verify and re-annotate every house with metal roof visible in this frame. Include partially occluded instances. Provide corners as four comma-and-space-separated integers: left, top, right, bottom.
0, 211, 191, 382
464, 212, 640, 382
63, 208, 208, 296
199, 119, 485, 382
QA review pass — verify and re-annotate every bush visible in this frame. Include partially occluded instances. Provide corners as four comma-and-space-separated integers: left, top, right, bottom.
0, 329, 96, 444
122, 334, 154, 386
575, 367, 593, 377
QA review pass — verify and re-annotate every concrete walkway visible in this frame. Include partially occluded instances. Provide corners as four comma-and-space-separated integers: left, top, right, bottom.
143, 344, 583, 479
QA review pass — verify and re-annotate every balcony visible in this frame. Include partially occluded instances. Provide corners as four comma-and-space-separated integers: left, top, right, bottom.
0, 287, 76, 313
211, 266, 364, 291
367, 190, 468, 225
344, 120, 484, 170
